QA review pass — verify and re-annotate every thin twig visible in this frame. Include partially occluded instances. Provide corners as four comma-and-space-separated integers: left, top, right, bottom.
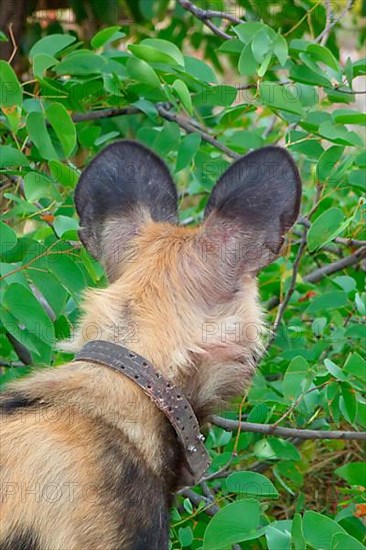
177, 0, 243, 40
0, 360, 25, 368
266, 229, 308, 349
211, 415, 366, 441
315, 0, 355, 44
320, 0, 333, 45
336, 237, 366, 247
8, 23, 18, 65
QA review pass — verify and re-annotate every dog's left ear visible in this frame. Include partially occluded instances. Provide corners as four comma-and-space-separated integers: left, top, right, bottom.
75, 141, 178, 279
202, 146, 301, 274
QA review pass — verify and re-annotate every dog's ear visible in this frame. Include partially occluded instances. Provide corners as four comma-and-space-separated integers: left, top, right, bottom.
201, 146, 301, 276
75, 141, 178, 279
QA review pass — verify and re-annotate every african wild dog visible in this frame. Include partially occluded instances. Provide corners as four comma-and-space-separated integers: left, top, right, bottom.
0, 142, 301, 549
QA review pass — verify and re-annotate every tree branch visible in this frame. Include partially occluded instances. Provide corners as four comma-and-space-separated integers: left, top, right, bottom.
315, 0, 355, 44
266, 245, 366, 311
72, 106, 140, 123
305, 246, 366, 284
176, 0, 243, 40
71, 104, 240, 160
211, 415, 366, 441
156, 105, 240, 160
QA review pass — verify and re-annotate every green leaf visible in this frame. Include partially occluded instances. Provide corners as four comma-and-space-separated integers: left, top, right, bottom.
292, 514, 306, 550
48, 252, 86, 298
153, 122, 181, 156
0, 146, 29, 168
225, 130, 262, 151
175, 133, 201, 172
203, 499, 262, 549
335, 462, 366, 487
129, 44, 178, 66
307, 44, 340, 72
274, 34, 288, 66
24, 172, 59, 201
46, 103, 76, 157
332, 109, 366, 125
303, 511, 347, 550
254, 438, 301, 461
194, 85, 237, 107
307, 207, 345, 251
283, 356, 312, 402
26, 112, 58, 160
234, 23, 265, 44
0, 60, 22, 108
265, 522, 292, 550
324, 359, 347, 382
49, 160, 79, 188
55, 51, 106, 76
178, 526, 193, 547
53, 216, 79, 238
2, 283, 54, 345
0, 222, 17, 255
306, 291, 348, 313
140, 38, 185, 66
33, 54, 58, 78
30, 34, 76, 58
345, 57, 354, 87
172, 79, 193, 114
91, 26, 125, 48
126, 57, 161, 88
318, 121, 363, 147
258, 51, 272, 77
316, 145, 344, 181
226, 472, 279, 498
260, 82, 304, 115
251, 28, 273, 63
183, 497, 193, 514
349, 169, 366, 189
332, 533, 366, 550
27, 268, 68, 319
290, 64, 332, 87
184, 55, 217, 83
131, 99, 156, 122
343, 353, 366, 391
339, 382, 358, 424
238, 42, 258, 76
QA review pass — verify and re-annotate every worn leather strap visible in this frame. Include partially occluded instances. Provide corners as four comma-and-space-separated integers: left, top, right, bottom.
73, 340, 211, 485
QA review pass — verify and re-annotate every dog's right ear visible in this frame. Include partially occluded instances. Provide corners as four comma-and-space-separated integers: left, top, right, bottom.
75, 141, 178, 280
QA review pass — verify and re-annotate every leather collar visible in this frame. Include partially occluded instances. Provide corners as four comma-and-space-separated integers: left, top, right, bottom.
73, 340, 211, 485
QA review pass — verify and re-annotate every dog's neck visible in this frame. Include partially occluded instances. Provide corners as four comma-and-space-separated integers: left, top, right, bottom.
62, 273, 263, 424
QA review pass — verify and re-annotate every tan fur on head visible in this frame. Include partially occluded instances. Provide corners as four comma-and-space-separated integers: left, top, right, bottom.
62, 220, 264, 418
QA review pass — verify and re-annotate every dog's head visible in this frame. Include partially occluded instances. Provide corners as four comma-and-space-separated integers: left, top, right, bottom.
73, 141, 301, 412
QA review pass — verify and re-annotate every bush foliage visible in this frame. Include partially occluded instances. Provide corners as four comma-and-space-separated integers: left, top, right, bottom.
0, 1, 365, 548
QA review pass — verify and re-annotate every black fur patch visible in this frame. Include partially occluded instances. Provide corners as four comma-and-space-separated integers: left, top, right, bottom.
95, 419, 179, 549
0, 392, 42, 415
0, 529, 39, 550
